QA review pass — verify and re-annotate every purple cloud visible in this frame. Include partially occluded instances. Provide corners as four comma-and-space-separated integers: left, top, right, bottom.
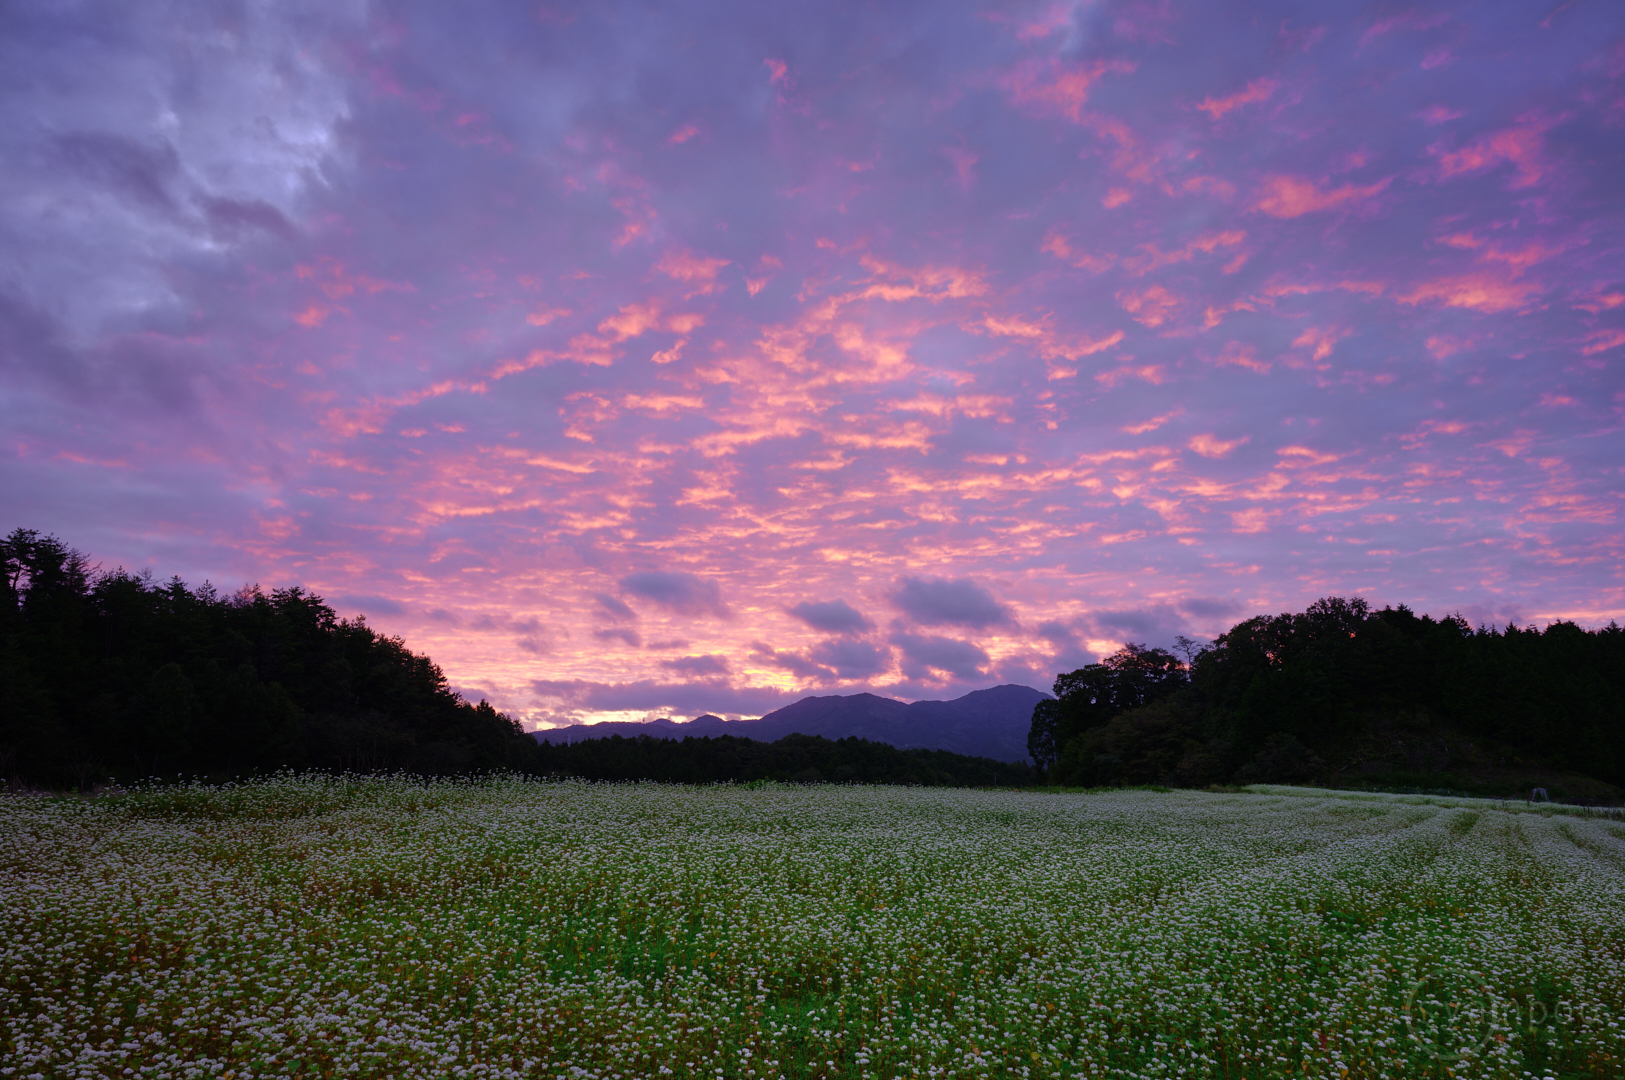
892, 577, 1012, 629
1178, 597, 1244, 620
330, 593, 408, 617
594, 593, 638, 621
662, 654, 731, 677
750, 642, 834, 681
788, 599, 874, 634
810, 639, 894, 680
891, 631, 992, 681
620, 572, 728, 618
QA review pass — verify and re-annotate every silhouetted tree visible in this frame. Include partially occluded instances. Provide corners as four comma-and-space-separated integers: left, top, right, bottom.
533, 731, 1034, 787
1027, 698, 1059, 774
1, 528, 530, 786
1035, 596, 1625, 794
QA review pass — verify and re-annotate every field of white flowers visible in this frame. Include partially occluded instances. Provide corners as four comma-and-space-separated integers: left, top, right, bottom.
2, 777, 1622, 1080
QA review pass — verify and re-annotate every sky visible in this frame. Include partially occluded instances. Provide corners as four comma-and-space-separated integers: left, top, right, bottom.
3, 0, 1623, 729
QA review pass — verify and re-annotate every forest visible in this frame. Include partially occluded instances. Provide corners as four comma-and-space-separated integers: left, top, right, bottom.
533, 730, 1034, 786
1, 529, 533, 787
1029, 596, 1625, 801
7, 529, 1623, 799
0, 529, 1030, 789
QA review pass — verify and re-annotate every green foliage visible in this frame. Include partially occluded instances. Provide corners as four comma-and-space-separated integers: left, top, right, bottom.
1049, 642, 1186, 750
1037, 596, 1625, 795
0, 528, 529, 786
534, 731, 1034, 787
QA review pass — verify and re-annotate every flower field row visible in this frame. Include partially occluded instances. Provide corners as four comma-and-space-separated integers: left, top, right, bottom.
2, 775, 1622, 1079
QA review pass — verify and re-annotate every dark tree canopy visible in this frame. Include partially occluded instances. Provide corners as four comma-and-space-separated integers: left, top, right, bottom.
1, 529, 529, 787
534, 731, 1034, 787
1030, 596, 1625, 799
2, 528, 1037, 790
1039, 643, 1187, 760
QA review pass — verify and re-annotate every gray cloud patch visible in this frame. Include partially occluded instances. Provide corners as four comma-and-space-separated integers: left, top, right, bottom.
330, 593, 407, 617
594, 592, 637, 620
620, 571, 728, 617
787, 598, 873, 634
1036, 620, 1074, 644
810, 639, 892, 680
661, 653, 731, 677
1178, 596, 1243, 620
891, 576, 1010, 629
890, 630, 991, 680
55, 132, 182, 216
200, 195, 297, 241
472, 613, 544, 635
1089, 607, 1180, 638
750, 642, 832, 681
593, 627, 642, 648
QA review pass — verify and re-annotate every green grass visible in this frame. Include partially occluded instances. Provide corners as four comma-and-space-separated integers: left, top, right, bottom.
3, 775, 1624, 1079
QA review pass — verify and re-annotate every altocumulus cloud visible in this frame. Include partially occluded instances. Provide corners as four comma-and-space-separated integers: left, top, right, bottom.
8, 1, 1623, 731
620, 571, 729, 618
891, 577, 1011, 629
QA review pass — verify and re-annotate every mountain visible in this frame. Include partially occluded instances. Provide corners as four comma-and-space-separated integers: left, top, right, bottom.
532, 684, 1051, 762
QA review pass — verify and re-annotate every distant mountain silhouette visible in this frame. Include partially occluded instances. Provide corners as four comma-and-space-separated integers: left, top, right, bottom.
532, 684, 1051, 762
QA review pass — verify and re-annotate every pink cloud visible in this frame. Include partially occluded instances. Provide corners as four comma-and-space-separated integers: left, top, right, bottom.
1398, 274, 1542, 313
1195, 78, 1278, 120
1122, 407, 1184, 435
1417, 104, 1464, 125
999, 58, 1136, 124
1206, 341, 1270, 373
1122, 230, 1246, 276
1425, 335, 1471, 360
1252, 175, 1390, 217
1039, 229, 1116, 272
1360, 9, 1449, 45
1431, 120, 1552, 187
1095, 363, 1166, 388
1290, 326, 1351, 365
1578, 328, 1625, 355
656, 250, 730, 282
1573, 291, 1625, 314
526, 305, 571, 327
1189, 434, 1249, 458
1117, 284, 1181, 327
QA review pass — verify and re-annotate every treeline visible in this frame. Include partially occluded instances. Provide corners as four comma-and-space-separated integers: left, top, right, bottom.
1029, 596, 1625, 794
533, 731, 1034, 786
1, 530, 533, 787
2, 529, 1033, 791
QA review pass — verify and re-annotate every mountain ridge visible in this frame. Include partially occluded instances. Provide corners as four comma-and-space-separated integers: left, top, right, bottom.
532, 683, 1049, 763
